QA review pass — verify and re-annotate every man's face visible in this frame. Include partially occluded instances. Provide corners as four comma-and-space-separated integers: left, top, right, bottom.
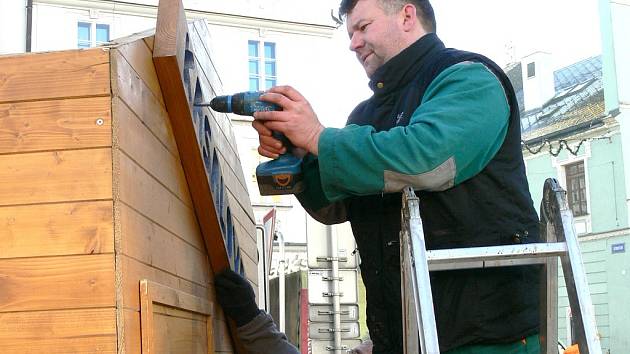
346, 0, 406, 78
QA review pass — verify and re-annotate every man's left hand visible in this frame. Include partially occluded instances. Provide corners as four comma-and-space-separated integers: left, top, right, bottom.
253, 85, 324, 156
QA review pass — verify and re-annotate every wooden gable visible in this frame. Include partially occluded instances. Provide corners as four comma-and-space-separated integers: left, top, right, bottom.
0, 8, 256, 354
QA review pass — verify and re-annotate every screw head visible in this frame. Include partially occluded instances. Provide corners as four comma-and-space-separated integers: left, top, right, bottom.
96, 118, 104, 126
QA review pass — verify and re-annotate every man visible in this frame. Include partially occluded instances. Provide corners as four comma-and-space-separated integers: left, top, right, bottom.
253, 0, 541, 353
215, 269, 300, 354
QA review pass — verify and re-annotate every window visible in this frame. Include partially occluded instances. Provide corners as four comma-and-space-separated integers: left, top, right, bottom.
248, 40, 277, 91
78, 22, 91, 48
527, 62, 536, 78
565, 161, 587, 216
77, 22, 110, 48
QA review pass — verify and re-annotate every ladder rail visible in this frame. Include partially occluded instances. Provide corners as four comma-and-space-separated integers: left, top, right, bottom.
546, 179, 602, 353
401, 188, 440, 354
400, 177, 603, 354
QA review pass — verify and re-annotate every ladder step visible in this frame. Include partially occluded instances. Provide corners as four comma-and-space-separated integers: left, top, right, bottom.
427, 243, 567, 271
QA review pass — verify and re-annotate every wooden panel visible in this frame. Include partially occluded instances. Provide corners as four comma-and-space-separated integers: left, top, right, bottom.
120, 203, 210, 287
124, 309, 142, 354
117, 151, 201, 244
0, 49, 110, 103
113, 97, 192, 207
120, 255, 211, 312
0, 201, 113, 259
0, 97, 112, 154
0, 254, 115, 312
213, 318, 235, 353
0, 148, 112, 206
153, 312, 208, 354
233, 219, 257, 262
111, 50, 178, 156
116, 39, 164, 105
140, 280, 213, 354
0, 308, 116, 353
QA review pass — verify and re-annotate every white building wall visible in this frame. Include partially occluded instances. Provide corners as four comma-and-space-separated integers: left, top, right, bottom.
0, 0, 27, 54
610, 1, 630, 230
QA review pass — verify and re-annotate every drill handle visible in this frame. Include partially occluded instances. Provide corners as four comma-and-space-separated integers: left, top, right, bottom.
272, 131, 294, 153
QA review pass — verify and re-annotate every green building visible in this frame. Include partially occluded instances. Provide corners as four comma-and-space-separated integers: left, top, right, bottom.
505, 2, 629, 351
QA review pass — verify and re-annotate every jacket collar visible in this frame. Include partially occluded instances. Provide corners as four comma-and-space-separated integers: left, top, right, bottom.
368, 33, 445, 95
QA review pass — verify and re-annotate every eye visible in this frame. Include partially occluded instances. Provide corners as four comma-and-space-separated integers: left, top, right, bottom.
360, 23, 369, 31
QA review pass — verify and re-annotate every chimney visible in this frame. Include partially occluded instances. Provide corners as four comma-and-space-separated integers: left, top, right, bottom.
521, 51, 556, 111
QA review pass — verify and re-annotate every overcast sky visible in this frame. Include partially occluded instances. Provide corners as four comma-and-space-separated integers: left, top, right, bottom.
432, 0, 602, 69
316, 0, 604, 127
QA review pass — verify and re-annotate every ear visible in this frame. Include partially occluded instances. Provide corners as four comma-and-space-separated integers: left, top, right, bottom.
401, 4, 418, 32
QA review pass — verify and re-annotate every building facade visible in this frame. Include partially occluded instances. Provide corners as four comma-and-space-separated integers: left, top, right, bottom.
509, 1, 630, 351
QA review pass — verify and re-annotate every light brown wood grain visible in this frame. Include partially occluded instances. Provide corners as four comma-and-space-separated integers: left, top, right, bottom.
111, 50, 178, 156
0, 97, 112, 154
144, 36, 155, 51
144, 279, 213, 316
0, 200, 113, 259
153, 310, 208, 354
0, 49, 110, 103
119, 202, 210, 287
153, 48, 230, 277
0, 148, 112, 206
0, 308, 116, 353
123, 309, 142, 354
115, 37, 164, 105
140, 280, 155, 354
0, 254, 115, 312
113, 97, 192, 207
120, 255, 211, 312
116, 150, 201, 244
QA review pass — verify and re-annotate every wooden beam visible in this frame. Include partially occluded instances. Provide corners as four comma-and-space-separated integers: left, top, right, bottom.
152, 1, 248, 352
153, 0, 228, 276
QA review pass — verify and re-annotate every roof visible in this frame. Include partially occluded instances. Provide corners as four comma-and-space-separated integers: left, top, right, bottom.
504, 56, 605, 142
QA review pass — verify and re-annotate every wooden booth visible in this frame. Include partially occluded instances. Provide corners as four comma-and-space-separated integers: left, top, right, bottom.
0, 2, 257, 353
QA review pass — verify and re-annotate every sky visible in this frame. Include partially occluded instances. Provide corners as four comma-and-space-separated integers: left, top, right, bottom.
432, 0, 602, 69
316, 0, 604, 127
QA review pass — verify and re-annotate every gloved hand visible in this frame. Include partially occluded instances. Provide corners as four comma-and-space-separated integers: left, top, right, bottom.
214, 268, 261, 326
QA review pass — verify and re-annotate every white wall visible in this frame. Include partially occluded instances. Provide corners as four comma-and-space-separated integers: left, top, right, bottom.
0, 0, 27, 54
611, 1, 630, 105
32, 3, 155, 52
521, 51, 556, 111
610, 1, 630, 229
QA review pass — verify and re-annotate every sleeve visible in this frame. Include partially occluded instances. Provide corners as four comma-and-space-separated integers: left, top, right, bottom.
316, 62, 511, 202
237, 312, 300, 354
294, 154, 348, 225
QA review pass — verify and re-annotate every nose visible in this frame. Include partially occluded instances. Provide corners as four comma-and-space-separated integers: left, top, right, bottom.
349, 32, 363, 52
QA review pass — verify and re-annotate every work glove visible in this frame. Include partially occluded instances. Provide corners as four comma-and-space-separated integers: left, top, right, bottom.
214, 268, 261, 327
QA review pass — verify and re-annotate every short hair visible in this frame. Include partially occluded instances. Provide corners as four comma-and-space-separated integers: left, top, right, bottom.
339, 0, 436, 33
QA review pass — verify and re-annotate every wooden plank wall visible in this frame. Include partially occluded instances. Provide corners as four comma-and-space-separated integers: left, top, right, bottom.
0, 49, 116, 352
110, 32, 243, 353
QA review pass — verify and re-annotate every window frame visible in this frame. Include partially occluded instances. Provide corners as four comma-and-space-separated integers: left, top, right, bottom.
77, 21, 110, 49
248, 40, 277, 91
565, 160, 588, 217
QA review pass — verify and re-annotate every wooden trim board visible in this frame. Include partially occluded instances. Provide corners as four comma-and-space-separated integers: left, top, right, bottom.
140, 279, 214, 354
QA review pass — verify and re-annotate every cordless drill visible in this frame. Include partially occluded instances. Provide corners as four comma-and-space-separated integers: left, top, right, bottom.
199, 91, 304, 196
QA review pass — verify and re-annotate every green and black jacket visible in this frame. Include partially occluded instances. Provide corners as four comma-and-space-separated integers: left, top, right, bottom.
298, 34, 540, 353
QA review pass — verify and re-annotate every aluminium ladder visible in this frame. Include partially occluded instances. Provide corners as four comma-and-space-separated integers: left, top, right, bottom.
399, 178, 602, 354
